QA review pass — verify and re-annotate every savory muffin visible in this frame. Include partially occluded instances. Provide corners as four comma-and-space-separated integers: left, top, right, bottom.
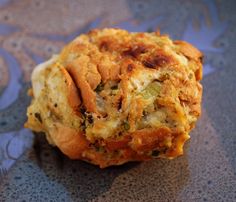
25, 28, 203, 168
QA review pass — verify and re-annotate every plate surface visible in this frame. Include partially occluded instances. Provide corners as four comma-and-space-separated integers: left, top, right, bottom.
0, 0, 236, 201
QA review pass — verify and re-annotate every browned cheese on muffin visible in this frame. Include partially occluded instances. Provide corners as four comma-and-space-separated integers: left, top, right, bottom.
25, 28, 203, 168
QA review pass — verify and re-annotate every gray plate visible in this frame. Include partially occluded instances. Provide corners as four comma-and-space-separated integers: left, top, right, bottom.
0, 0, 236, 201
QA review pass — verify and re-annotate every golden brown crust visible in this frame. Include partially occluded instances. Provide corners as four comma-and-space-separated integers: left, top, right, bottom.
25, 28, 203, 168
58, 64, 82, 115
50, 123, 89, 159
67, 57, 100, 114
174, 40, 203, 80
130, 127, 172, 152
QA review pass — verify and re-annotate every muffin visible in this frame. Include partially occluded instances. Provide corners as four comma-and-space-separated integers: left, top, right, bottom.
25, 28, 203, 168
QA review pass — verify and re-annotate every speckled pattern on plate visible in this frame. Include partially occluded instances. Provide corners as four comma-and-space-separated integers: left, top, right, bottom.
0, 0, 236, 201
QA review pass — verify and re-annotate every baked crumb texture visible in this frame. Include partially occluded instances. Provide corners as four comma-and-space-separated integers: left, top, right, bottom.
25, 28, 203, 168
